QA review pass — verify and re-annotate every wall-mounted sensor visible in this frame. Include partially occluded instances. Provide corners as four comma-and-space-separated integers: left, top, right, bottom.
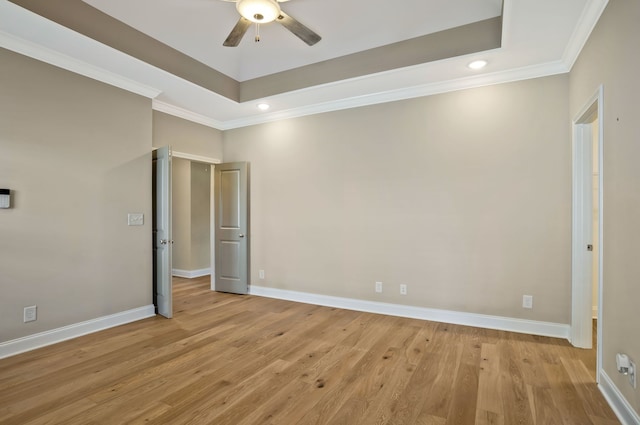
0, 189, 10, 209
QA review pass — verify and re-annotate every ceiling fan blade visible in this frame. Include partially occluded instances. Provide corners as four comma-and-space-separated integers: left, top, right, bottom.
223, 17, 251, 47
277, 10, 321, 46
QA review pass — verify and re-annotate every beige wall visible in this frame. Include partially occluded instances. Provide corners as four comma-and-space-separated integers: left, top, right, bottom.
570, 0, 640, 412
190, 162, 211, 270
172, 158, 192, 270
171, 158, 211, 272
224, 74, 572, 324
0, 48, 152, 342
152, 110, 223, 160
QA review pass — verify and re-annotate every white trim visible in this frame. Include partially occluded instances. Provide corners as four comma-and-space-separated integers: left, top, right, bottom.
592, 306, 598, 319
210, 167, 216, 292
221, 60, 569, 130
0, 27, 578, 133
599, 371, 640, 425
596, 87, 605, 378
153, 99, 225, 130
573, 85, 603, 123
0, 0, 608, 131
0, 305, 156, 359
172, 268, 211, 278
172, 151, 222, 165
0, 30, 162, 99
571, 85, 604, 372
563, 0, 610, 70
571, 119, 594, 349
249, 286, 570, 340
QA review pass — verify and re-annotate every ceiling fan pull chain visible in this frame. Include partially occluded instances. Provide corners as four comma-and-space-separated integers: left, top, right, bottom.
255, 23, 260, 42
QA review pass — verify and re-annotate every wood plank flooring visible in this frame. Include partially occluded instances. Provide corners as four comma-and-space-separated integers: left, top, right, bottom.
0, 277, 619, 424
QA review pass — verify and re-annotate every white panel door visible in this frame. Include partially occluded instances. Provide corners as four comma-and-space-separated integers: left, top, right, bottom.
215, 162, 249, 294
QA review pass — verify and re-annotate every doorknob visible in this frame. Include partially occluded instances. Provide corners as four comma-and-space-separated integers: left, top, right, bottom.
239, 234, 245, 238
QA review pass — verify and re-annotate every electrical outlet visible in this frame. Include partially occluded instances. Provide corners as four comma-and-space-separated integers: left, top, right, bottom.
523, 295, 533, 309
400, 284, 407, 295
375, 281, 383, 293
259, 269, 265, 279
24, 305, 37, 323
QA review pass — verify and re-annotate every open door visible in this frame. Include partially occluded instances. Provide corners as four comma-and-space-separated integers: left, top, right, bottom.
214, 162, 249, 294
572, 123, 594, 348
571, 86, 603, 352
153, 146, 173, 317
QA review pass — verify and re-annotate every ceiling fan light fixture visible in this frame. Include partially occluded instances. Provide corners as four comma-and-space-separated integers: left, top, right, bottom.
236, 0, 281, 23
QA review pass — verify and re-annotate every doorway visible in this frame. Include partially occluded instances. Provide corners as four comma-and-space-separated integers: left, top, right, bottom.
571, 86, 603, 378
153, 151, 250, 313
171, 158, 214, 279
170, 152, 221, 291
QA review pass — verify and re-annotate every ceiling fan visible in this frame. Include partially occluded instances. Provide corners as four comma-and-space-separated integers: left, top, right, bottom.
221, 0, 321, 47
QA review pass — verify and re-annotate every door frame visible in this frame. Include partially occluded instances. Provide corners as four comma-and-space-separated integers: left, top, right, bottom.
571, 85, 603, 372
171, 151, 221, 291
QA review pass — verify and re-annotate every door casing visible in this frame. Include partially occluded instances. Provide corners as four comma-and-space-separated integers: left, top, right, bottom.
571, 85, 603, 376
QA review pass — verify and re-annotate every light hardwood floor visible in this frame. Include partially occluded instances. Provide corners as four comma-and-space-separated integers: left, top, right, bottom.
0, 277, 619, 424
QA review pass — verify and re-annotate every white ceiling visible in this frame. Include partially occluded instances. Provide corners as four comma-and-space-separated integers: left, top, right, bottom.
0, 0, 607, 129
82, 0, 504, 81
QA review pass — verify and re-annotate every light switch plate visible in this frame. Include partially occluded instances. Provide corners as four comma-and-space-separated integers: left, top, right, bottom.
0, 189, 10, 209
128, 213, 144, 226
24, 305, 37, 323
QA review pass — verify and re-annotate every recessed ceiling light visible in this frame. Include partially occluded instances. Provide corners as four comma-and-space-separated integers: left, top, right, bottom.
257, 103, 270, 111
468, 60, 488, 70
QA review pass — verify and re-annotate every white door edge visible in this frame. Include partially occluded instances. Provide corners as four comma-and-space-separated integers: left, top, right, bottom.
571, 85, 604, 381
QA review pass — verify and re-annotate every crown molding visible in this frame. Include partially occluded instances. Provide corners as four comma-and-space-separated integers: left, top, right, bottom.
0, 30, 162, 99
220, 59, 570, 130
152, 99, 225, 130
148, 0, 609, 131
2, 0, 606, 132
562, 0, 609, 70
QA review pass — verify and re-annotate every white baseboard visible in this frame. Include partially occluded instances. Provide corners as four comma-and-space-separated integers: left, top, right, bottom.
172, 268, 211, 278
599, 371, 640, 425
248, 286, 570, 340
0, 305, 156, 359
